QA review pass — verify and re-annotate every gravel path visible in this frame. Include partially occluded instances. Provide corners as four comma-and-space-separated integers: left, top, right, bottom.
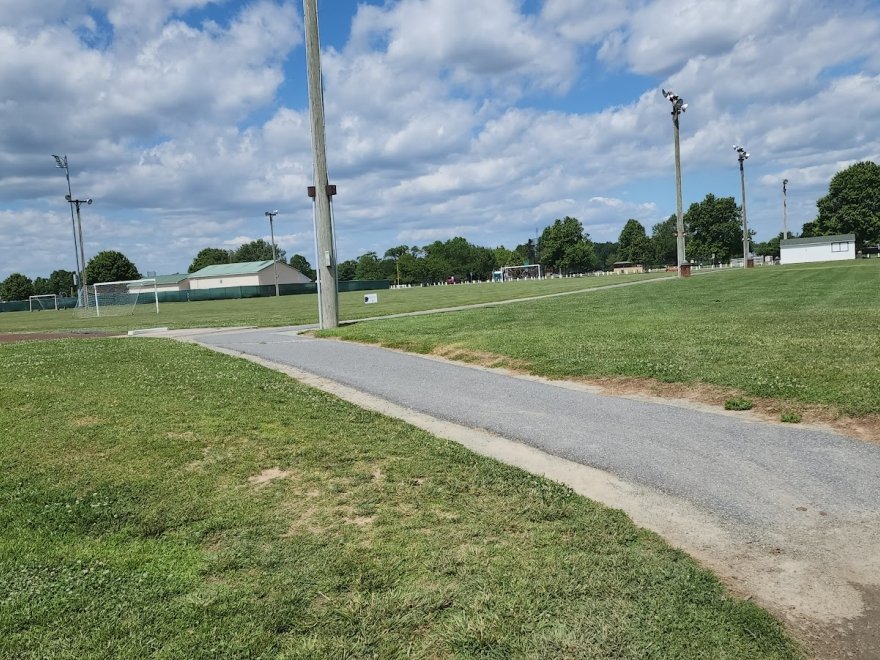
160, 325, 880, 658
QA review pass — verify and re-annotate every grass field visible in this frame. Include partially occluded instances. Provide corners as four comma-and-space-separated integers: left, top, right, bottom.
0, 338, 799, 658
0, 271, 667, 334
320, 260, 880, 417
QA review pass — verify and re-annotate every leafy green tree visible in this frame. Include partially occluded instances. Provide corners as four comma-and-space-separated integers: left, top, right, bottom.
617, 219, 651, 264
559, 241, 596, 273
234, 239, 285, 263
33, 277, 53, 295
684, 194, 743, 263
288, 254, 316, 280
650, 216, 677, 266
85, 251, 141, 284
189, 247, 231, 272
538, 217, 596, 273
493, 246, 519, 268
48, 270, 75, 296
512, 242, 532, 265
812, 161, 880, 247
337, 259, 357, 281
384, 245, 409, 284
354, 252, 386, 280
397, 251, 423, 284
593, 242, 619, 270
0, 273, 34, 300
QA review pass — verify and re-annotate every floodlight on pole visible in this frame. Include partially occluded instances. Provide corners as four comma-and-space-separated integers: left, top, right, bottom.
265, 210, 280, 297
734, 145, 752, 267
65, 195, 93, 303
782, 179, 789, 239
52, 154, 82, 300
662, 88, 688, 277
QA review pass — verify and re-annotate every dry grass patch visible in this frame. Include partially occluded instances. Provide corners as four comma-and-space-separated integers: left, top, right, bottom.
248, 467, 292, 486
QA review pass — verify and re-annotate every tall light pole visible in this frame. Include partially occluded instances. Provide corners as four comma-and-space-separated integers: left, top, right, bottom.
662, 89, 688, 277
52, 155, 82, 300
782, 179, 789, 239
303, 0, 339, 329
265, 210, 280, 297
66, 195, 92, 304
734, 145, 752, 268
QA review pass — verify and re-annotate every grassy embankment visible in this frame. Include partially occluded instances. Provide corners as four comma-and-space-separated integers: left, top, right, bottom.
320, 261, 880, 417
0, 338, 799, 658
0, 271, 668, 334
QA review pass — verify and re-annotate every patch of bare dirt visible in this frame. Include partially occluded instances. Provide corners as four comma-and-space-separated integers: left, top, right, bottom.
0, 331, 116, 343
574, 375, 880, 445
429, 344, 530, 371
247, 467, 291, 486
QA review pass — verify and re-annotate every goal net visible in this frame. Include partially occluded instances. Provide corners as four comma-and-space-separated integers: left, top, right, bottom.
501, 264, 543, 281
74, 278, 159, 318
29, 294, 58, 311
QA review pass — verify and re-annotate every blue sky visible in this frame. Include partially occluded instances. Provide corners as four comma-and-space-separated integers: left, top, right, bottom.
1, 0, 879, 279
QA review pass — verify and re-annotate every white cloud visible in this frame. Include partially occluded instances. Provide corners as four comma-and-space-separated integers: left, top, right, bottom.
2, 0, 880, 280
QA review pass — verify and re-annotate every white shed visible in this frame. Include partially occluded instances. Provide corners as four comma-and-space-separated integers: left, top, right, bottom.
779, 234, 856, 265
187, 260, 312, 289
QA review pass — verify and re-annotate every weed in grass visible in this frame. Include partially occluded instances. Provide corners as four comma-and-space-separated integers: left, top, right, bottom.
725, 397, 755, 411
780, 411, 802, 423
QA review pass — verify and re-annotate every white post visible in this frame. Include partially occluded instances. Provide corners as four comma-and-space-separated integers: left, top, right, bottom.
94, 286, 101, 317
153, 280, 159, 314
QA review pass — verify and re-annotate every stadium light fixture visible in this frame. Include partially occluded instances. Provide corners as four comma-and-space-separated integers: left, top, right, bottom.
662, 88, 688, 276
265, 210, 280, 297
782, 179, 789, 239
734, 145, 752, 267
51, 154, 83, 300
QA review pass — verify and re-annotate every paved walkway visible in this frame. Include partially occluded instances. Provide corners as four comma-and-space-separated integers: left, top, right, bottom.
150, 325, 880, 657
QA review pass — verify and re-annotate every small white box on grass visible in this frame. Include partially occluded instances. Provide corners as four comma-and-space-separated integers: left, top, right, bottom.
364, 293, 378, 304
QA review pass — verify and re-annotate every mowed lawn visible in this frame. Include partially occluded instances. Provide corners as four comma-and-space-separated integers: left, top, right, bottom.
321, 261, 880, 416
0, 338, 799, 658
0, 271, 668, 334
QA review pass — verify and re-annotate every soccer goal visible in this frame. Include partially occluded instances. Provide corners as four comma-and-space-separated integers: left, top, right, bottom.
74, 278, 159, 318
29, 294, 59, 311
501, 264, 543, 281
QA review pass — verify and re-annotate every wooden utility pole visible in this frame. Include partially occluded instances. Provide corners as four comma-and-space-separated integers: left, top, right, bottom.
303, 0, 339, 328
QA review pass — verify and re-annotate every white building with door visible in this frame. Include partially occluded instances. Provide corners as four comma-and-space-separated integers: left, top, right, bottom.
187, 261, 312, 289
779, 234, 856, 265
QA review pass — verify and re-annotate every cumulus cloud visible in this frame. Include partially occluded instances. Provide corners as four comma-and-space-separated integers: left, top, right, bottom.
1, 0, 880, 280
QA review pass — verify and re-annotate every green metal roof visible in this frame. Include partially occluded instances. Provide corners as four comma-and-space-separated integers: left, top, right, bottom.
780, 234, 855, 247
154, 273, 189, 285
188, 261, 275, 278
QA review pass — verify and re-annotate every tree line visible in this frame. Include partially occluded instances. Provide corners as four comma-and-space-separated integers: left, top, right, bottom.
0, 250, 141, 301
4, 161, 876, 300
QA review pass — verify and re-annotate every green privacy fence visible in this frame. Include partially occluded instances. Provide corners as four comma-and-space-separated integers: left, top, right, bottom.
0, 281, 390, 312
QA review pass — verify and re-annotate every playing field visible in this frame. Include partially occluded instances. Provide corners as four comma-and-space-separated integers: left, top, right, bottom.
320, 260, 880, 418
0, 271, 668, 334
0, 338, 799, 657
